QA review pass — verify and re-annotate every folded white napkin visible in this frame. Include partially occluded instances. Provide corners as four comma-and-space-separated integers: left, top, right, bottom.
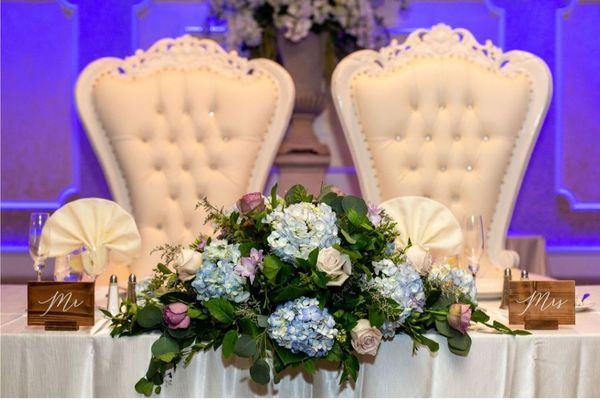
41, 198, 141, 277
379, 196, 463, 258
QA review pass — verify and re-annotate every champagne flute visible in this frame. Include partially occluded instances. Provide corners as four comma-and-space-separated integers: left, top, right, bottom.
463, 215, 484, 279
29, 212, 50, 281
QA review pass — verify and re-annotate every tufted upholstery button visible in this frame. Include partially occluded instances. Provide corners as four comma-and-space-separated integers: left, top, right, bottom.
208, 111, 215, 117
453, 134, 461, 142
394, 135, 402, 141
483, 135, 490, 141
209, 163, 217, 170
451, 194, 460, 202
182, 163, 190, 171
424, 135, 432, 142
440, 165, 447, 172
156, 224, 163, 230
156, 106, 164, 114
170, 193, 177, 201
439, 104, 446, 110
466, 164, 473, 172
410, 165, 417, 171
222, 135, 230, 142
154, 163, 162, 171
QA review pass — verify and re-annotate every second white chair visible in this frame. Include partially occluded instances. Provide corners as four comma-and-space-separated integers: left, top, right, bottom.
332, 24, 552, 277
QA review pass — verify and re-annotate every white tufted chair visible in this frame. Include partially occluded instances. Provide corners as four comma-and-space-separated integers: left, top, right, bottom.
76, 36, 294, 279
332, 24, 552, 277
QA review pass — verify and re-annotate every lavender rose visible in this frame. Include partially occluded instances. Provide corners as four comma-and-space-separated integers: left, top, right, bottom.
236, 192, 266, 214
316, 247, 352, 286
350, 319, 383, 356
164, 303, 190, 330
447, 304, 472, 334
174, 249, 203, 282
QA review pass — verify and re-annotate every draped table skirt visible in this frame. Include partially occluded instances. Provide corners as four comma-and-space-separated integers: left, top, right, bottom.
2, 285, 599, 397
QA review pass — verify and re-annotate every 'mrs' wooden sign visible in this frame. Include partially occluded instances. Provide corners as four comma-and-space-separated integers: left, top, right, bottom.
27, 282, 95, 326
509, 281, 575, 328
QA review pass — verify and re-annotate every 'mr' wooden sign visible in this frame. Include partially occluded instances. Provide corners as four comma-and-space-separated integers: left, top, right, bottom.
509, 281, 575, 328
27, 282, 95, 326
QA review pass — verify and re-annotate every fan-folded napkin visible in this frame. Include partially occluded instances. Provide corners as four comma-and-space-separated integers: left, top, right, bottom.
379, 196, 463, 258
41, 198, 141, 277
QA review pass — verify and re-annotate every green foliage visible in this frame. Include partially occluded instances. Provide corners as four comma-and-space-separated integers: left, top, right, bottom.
222, 330, 238, 358
203, 298, 235, 325
137, 305, 163, 329
250, 359, 271, 384
234, 334, 258, 357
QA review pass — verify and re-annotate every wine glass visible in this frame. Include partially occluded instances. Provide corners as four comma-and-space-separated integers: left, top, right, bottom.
463, 215, 484, 279
29, 212, 50, 281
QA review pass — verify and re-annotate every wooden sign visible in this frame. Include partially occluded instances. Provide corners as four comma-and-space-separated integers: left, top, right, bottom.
508, 281, 575, 328
27, 282, 95, 326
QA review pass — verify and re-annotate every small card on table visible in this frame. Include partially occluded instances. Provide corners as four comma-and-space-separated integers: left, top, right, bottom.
27, 282, 95, 327
508, 280, 575, 329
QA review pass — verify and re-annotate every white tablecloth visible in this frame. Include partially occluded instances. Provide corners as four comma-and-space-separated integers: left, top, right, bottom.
1, 284, 599, 397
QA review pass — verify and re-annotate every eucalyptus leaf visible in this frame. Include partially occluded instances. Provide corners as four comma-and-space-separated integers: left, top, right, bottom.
448, 333, 472, 356
151, 336, 180, 357
234, 334, 257, 357
256, 315, 269, 328
137, 305, 163, 329
250, 359, 271, 385
157, 352, 177, 362
135, 377, 154, 397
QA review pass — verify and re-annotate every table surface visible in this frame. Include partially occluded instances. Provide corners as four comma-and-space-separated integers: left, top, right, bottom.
2, 283, 600, 397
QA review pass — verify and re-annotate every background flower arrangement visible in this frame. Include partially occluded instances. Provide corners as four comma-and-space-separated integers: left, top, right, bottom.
105, 185, 528, 396
209, 0, 407, 75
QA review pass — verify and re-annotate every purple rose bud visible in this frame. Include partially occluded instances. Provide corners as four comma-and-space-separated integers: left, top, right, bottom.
236, 192, 266, 214
447, 304, 472, 334
163, 302, 190, 330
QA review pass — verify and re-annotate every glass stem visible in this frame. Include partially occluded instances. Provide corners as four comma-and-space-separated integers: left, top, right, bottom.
36, 270, 42, 282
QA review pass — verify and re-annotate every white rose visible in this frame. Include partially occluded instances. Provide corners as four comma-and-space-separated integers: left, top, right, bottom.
316, 247, 352, 286
406, 244, 432, 273
174, 249, 203, 282
350, 319, 382, 356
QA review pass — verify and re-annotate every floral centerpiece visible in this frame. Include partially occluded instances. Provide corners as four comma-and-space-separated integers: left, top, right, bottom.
105, 185, 528, 396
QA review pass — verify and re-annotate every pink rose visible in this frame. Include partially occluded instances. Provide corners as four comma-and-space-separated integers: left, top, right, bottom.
236, 192, 266, 214
163, 303, 190, 329
350, 319, 383, 356
447, 304, 472, 334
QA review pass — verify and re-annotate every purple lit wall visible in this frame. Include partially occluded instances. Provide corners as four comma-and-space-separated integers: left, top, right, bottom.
1, 0, 599, 279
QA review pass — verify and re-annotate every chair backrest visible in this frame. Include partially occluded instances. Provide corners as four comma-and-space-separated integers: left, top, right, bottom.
76, 36, 294, 277
332, 24, 551, 269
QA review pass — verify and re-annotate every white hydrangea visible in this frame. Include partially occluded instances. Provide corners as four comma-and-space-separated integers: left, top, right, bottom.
203, 239, 241, 264
263, 202, 340, 263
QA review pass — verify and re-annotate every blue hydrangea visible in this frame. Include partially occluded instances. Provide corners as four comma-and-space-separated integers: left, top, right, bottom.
263, 202, 340, 263
191, 240, 249, 303
428, 264, 477, 304
365, 259, 426, 325
267, 297, 338, 357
